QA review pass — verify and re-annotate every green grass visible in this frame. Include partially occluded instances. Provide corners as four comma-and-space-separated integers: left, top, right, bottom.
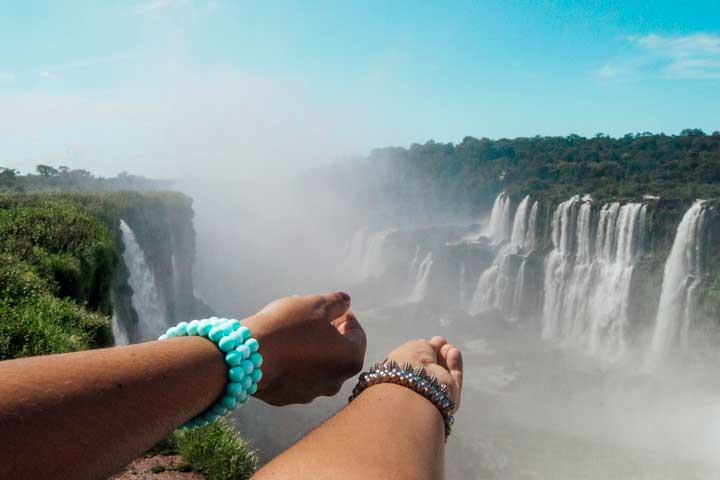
170, 418, 258, 480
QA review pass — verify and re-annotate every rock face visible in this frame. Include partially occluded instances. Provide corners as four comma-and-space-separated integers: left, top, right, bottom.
343, 192, 720, 359
94, 192, 209, 344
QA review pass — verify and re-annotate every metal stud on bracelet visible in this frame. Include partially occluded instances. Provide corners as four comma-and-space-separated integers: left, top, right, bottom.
159, 317, 262, 429
348, 360, 456, 440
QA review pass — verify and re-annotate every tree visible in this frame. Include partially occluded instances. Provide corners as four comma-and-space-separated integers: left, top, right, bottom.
36, 165, 59, 177
680, 128, 706, 137
0, 167, 18, 178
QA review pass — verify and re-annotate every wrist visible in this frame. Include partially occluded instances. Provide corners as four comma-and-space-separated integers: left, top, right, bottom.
240, 314, 283, 396
355, 383, 446, 442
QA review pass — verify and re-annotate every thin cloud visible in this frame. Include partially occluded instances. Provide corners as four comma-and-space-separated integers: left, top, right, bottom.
601, 33, 720, 80
133, 0, 190, 15
0, 72, 15, 83
38, 53, 139, 79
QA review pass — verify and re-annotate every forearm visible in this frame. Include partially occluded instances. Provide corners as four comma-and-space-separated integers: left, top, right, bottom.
0, 337, 227, 480
254, 383, 446, 480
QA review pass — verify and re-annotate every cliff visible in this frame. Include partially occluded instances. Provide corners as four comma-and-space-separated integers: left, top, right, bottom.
0, 191, 207, 358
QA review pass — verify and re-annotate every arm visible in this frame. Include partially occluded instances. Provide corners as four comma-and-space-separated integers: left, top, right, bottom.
0, 292, 366, 480
253, 336, 464, 480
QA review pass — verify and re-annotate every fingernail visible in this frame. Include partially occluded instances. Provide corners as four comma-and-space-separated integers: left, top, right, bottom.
337, 291, 351, 303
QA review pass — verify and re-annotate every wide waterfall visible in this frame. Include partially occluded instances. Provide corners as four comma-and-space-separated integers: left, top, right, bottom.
469, 194, 538, 317
651, 201, 708, 353
541, 197, 647, 360
119, 220, 168, 341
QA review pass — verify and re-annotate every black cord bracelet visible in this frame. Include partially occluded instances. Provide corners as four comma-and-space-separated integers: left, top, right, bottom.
348, 360, 456, 440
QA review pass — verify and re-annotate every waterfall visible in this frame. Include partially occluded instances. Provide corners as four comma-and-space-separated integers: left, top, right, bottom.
111, 313, 129, 346
119, 220, 168, 342
470, 195, 535, 317
524, 200, 539, 251
358, 230, 391, 280
486, 193, 513, 244
344, 228, 367, 271
408, 252, 433, 303
542, 196, 582, 339
541, 198, 647, 360
651, 201, 707, 353
459, 262, 469, 308
510, 195, 531, 247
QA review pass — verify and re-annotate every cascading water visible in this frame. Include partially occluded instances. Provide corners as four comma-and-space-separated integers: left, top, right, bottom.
524, 200, 539, 252
651, 201, 707, 353
541, 198, 647, 360
343, 228, 367, 272
407, 251, 433, 303
486, 193, 513, 244
111, 313, 129, 346
470, 194, 538, 317
542, 196, 581, 339
358, 230, 391, 280
119, 220, 168, 342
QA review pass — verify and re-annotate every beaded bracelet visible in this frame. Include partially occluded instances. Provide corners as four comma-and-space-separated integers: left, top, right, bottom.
348, 360, 456, 440
158, 317, 262, 429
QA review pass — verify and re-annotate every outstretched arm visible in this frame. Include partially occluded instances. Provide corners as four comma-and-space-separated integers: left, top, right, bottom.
253, 336, 464, 480
0, 292, 366, 480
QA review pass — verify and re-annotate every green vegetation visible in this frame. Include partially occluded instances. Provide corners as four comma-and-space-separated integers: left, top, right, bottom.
0, 165, 170, 193
0, 196, 117, 359
329, 130, 720, 221
170, 419, 258, 480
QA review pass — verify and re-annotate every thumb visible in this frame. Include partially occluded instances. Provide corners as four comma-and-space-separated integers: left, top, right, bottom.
333, 311, 367, 373
335, 311, 366, 349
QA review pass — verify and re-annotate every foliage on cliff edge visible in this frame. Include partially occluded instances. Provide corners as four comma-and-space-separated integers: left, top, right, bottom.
0, 195, 118, 359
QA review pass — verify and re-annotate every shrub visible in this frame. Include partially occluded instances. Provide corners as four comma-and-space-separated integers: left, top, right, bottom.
174, 418, 258, 480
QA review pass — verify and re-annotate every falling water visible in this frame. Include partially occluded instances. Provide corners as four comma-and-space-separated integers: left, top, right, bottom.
408, 252, 433, 303
486, 193, 513, 244
510, 196, 532, 247
111, 312, 129, 346
542, 196, 582, 339
541, 198, 647, 360
358, 230, 391, 280
119, 220, 168, 342
524, 200, 539, 252
470, 194, 536, 316
343, 228, 367, 271
651, 201, 707, 353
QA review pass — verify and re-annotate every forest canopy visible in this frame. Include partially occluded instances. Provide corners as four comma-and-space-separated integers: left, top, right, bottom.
318, 130, 720, 224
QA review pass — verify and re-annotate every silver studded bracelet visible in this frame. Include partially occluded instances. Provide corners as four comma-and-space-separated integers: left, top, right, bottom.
348, 360, 456, 440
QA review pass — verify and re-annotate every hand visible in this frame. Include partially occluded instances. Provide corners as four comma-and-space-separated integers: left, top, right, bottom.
385, 336, 464, 411
242, 292, 366, 405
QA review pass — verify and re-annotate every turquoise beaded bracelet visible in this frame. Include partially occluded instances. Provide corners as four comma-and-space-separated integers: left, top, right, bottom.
158, 317, 263, 429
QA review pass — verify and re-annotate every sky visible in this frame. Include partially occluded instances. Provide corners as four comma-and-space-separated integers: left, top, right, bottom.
0, 0, 719, 177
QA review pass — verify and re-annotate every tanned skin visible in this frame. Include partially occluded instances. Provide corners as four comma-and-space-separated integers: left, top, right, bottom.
0, 292, 463, 480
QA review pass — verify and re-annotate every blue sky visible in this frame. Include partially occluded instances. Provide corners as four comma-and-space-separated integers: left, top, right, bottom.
1, 0, 719, 176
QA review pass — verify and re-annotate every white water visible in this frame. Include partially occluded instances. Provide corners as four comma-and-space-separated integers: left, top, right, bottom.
470, 194, 537, 317
407, 252, 433, 303
111, 312, 129, 346
358, 230, 391, 280
541, 198, 647, 360
486, 193, 513, 244
119, 219, 167, 341
651, 201, 707, 353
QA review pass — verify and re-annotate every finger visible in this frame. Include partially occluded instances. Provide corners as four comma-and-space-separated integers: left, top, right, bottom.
429, 336, 448, 353
437, 342, 453, 371
334, 311, 366, 348
445, 346, 463, 409
312, 291, 351, 321
332, 311, 366, 374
